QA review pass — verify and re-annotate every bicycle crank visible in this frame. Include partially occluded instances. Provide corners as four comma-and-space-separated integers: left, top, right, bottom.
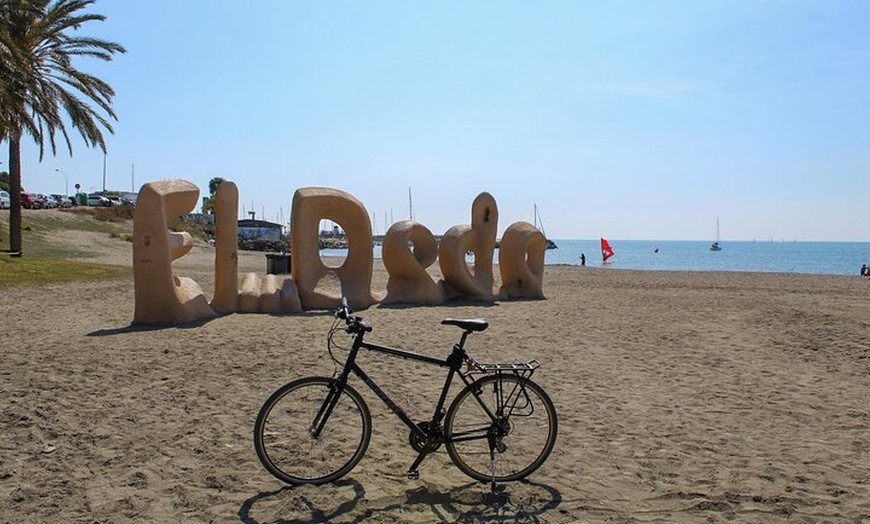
408, 421, 442, 453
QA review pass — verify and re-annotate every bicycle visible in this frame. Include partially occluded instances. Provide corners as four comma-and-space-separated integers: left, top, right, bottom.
254, 299, 558, 490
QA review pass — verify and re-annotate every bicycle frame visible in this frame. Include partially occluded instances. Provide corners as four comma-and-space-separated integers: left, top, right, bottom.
313, 326, 500, 478
329, 336, 473, 432
254, 303, 557, 490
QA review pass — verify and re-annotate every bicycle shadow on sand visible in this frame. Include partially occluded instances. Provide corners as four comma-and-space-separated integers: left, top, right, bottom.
239, 478, 562, 523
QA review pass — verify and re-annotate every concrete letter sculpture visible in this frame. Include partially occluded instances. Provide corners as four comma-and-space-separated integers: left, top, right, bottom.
438, 192, 498, 301
237, 272, 301, 314
130, 180, 548, 325
133, 180, 216, 325
382, 220, 444, 305
498, 221, 546, 299
208, 181, 301, 315
290, 187, 377, 310
210, 181, 239, 314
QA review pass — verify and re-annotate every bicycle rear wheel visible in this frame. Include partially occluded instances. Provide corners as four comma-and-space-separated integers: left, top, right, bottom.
254, 376, 371, 485
445, 374, 557, 482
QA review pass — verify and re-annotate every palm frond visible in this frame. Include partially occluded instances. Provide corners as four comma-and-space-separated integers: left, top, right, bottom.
0, 0, 124, 155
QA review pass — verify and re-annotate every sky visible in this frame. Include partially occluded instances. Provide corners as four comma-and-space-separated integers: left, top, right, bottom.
9, 1, 870, 241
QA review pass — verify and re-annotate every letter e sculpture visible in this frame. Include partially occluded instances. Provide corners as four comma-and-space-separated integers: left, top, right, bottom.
133, 180, 216, 325
382, 220, 444, 305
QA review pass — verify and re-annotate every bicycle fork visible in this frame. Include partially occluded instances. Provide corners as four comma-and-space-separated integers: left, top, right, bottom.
310, 379, 344, 438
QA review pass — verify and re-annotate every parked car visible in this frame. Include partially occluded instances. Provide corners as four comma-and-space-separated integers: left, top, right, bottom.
107, 195, 133, 206
20, 192, 43, 209
0, 190, 10, 209
39, 194, 58, 208
87, 194, 112, 207
49, 194, 72, 208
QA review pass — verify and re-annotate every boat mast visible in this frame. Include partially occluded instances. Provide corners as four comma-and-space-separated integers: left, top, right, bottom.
534, 203, 547, 237
408, 187, 414, 221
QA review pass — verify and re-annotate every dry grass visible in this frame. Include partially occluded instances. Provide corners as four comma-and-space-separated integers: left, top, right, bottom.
0, 208, 133, 287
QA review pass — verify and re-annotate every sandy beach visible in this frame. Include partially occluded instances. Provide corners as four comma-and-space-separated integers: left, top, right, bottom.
1, 227, 868, 523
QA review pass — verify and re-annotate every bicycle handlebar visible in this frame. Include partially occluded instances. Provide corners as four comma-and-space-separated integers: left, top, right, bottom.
335, 298, 372, 334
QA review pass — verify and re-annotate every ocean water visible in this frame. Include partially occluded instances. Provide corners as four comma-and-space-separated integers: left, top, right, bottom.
545, 239, 870, 276
323, 239, 870, 277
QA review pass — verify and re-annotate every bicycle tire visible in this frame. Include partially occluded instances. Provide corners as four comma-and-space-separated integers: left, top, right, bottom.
254, 376, 372, 485
445, 374, 557, 483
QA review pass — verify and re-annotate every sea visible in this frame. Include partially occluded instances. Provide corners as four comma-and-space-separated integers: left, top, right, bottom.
544, 239, 870, 276
323, 239, 870, 277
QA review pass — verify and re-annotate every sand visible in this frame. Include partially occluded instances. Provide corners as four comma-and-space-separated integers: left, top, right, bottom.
1, 226, 868, 523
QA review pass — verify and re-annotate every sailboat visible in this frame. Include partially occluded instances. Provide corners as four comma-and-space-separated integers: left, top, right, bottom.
533, 204, 558, 249
710, 217, 722, 251
601, 237, 615, 263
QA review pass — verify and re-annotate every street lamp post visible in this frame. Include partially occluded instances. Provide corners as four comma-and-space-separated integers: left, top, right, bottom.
55, 168, 68, 196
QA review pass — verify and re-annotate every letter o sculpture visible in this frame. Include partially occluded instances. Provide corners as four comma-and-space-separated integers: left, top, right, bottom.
498, 221, 546, 299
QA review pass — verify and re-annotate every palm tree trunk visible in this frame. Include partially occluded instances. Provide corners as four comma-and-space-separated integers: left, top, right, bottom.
8, 135, 23, 255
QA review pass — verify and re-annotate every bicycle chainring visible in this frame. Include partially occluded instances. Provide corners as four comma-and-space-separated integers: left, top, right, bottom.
409, 421, 442, 453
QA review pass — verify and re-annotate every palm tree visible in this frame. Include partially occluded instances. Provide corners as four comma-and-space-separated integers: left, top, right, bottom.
0, 0, 125, 255
201, 177, 225, 215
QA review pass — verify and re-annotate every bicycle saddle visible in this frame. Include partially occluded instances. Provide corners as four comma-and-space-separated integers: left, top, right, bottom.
441, 318, 489, 332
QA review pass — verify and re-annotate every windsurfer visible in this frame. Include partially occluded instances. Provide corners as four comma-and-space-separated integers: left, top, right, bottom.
600, 238, 615, 263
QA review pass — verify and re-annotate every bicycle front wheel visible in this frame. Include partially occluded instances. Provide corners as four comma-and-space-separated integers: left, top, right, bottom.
254, 376, 371, 485
445, 375, 557, 483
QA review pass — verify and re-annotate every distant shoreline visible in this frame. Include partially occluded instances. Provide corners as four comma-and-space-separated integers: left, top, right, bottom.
317, 238, 870, 277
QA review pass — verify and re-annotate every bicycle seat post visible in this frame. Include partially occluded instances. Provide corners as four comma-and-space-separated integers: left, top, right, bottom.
456, 329, 471, 350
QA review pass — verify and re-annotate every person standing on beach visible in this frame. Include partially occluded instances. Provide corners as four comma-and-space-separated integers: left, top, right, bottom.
862, 264, 868, 277
580, 253, 586, 266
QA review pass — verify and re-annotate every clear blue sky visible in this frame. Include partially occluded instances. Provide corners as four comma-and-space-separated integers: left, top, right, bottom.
14, 0, 870, 241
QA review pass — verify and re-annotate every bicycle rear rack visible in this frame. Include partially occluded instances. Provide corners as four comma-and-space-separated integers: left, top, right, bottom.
473, 359, 539, 379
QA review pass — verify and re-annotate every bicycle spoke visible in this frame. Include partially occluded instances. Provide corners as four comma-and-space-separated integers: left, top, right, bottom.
254, 378, 371, 485
446, 375, 557, 483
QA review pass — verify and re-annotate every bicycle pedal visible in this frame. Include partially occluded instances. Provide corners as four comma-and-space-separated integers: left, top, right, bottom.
407, 469, 420, 480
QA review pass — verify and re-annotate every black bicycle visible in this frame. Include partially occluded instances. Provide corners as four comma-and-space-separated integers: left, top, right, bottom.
254, 300, 558, 490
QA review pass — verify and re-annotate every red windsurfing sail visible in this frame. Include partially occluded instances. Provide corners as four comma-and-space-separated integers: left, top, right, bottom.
600, 237, 614, 262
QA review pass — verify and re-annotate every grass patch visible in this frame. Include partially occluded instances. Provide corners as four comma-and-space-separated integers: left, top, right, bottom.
0, 209, 133, 286
0, 208, 207, 287
1, 208, 131, 237
0, 256, 130, 288
71, 205, 135, 223
0, 209, 133, 256
170, 215, 212, 243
